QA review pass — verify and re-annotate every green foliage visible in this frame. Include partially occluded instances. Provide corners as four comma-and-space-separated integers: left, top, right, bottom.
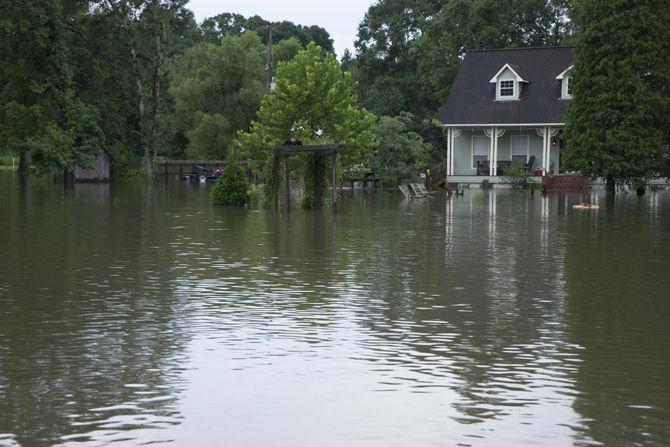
500, 163, 533, 189
210, 162, 250, 206
247, 183, 269, 207
236, 43, 377, 206
0, 0, 105, 175
273, 37, 303, 63
171, 32, 265, 160
0, 0, 201, 177
200, 13, 334, 53
373, 112, 432, 182
564, 0, 670, 188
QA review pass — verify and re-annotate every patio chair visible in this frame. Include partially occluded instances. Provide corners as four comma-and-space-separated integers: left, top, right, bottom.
523, 156, 536, 172
476, 160, 490, 176
410, 183, 432, 197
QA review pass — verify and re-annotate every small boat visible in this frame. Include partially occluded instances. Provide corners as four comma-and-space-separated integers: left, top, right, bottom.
573, 203, 600, 210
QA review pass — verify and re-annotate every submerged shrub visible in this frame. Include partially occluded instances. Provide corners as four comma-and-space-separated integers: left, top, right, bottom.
500, 163, 533, 189
247, 183, 269, 207
210, 162, 249, 206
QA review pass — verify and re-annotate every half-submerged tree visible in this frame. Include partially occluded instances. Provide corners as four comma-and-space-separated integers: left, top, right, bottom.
564, 0, 670, 191
236, 43, 377, 208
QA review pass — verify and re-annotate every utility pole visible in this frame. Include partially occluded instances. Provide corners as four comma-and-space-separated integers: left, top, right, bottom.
265, 25, 274, 94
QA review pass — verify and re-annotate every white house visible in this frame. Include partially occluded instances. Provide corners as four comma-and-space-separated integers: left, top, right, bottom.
440, 46, 573, 183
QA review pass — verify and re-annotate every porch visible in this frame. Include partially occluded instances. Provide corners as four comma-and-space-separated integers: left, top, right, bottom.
444, 125, 563, 178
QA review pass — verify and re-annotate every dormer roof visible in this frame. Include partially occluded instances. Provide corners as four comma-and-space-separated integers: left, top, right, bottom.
489, 63, 528, 83
440, 46, 574, 125
556, 65, 573, 80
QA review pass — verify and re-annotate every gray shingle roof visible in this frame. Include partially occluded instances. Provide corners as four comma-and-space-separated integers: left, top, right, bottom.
440, 46, 573, 125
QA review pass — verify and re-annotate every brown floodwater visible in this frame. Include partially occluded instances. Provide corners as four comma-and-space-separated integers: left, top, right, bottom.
0, 173, 669, 446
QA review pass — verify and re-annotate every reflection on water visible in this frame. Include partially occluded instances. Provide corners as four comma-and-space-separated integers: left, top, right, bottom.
1, 174, 669, 446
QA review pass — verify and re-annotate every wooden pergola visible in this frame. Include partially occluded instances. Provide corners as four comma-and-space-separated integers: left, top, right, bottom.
272, 144, 346, 211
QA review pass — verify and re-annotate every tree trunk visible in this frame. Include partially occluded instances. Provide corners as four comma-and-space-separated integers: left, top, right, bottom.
17, 150, 30, 178
146, 31, 161, 181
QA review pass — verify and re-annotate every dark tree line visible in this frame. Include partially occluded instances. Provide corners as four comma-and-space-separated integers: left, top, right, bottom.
0, 1, 333, 178
2, 0, 668, 185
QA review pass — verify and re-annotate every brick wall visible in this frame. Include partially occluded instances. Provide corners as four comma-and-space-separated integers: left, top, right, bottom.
542, 175, 588, 191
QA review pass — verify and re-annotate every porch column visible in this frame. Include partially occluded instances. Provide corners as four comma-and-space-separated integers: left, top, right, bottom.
537, 127, 548, 174
489, 127, 495, 176
493, 128, 505, 176
545, 126, 551, 174
445, 127, 452, 176
546, 128, 559, 174
449, 128, 461, 176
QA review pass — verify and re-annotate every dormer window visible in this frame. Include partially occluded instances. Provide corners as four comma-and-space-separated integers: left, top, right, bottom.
489, 63, 527, 101
556, 65, 573, 99
499, 80, 515, 97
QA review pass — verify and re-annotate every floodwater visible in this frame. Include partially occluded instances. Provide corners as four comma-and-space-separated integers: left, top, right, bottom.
0, 173, 669, 447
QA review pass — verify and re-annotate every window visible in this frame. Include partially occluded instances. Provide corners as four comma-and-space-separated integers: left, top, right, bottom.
472, 136, 489, 169
511, 135, 529, 165
566, 77, 572, 96
499, 80, 515, 97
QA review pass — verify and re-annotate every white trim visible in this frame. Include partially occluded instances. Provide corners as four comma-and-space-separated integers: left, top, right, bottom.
452, 129, 461, 175
489, 63, 528, 83
561, 76, 572, 99
471, 135, 489, 170
444, 123, 564, 127
510, 135, 530, 163
556, 65, 574, 80
489, 127, 495, 176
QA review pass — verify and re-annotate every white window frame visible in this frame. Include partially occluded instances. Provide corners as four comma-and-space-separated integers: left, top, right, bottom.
510, 135, 529, 165
472, 136, 490, 170
557, 66, 573, 100
563, 77, 572, 99
499, 80, 515, 98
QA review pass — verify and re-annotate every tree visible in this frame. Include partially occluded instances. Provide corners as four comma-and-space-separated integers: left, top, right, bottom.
236, 43, 377, 208
76, 0, 200, 176
564, 0, 670, 190
200, 13, 334, 53
0, 0, 104, 177
373, 112, 432, 182
170, 32, 265, 160
273, 37, 303, 63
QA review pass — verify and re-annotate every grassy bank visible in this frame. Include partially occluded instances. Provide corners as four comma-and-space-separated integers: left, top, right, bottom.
0, 155, 17, 169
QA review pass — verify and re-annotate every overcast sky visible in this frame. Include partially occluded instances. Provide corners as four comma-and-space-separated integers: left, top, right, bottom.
187, 0, 374, 57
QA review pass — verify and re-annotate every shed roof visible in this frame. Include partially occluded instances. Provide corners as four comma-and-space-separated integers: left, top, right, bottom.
440, 46, 574, 125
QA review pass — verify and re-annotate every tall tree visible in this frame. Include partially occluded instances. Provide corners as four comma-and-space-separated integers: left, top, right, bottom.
372, 112, 432, 182
564, 0, 670, 190
0, 0, 103, 177
170, 32, 265, 159
200, 13, 334, 53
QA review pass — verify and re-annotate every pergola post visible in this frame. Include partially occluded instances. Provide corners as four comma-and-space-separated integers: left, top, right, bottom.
273, 152, 280, 212
331, 152, 337, 210
284, 152, 291, 211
